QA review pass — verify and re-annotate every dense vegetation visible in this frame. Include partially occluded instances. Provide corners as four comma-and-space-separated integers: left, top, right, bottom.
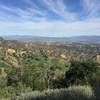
16, 86, 95, 100
0, 37, 100, 100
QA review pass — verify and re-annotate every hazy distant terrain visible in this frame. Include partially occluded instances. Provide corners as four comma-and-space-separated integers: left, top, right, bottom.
2, 35, 100, 44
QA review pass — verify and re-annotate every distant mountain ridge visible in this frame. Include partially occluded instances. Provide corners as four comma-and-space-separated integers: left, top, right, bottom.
2, 35, 100, 43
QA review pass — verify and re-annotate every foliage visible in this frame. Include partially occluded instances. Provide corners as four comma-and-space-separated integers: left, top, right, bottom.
0, 76, 7, 88
0, 38, 100, 99
65, 61, 99, 86
16, 86, 94, 100
22, 57, 64, 91
0, 82, 32, 100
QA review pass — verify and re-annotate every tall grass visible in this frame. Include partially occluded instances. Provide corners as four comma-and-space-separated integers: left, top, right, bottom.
16, 86, 95, 100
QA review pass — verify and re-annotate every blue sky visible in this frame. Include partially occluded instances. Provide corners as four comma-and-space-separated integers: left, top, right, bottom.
0, 0, 100, 37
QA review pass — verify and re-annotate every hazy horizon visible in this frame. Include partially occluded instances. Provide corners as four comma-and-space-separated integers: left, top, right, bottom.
0, 0, 100, 37
1, 35, 100, 39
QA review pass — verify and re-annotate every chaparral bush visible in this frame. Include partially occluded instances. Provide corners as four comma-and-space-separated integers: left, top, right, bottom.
16, 86, 95, 100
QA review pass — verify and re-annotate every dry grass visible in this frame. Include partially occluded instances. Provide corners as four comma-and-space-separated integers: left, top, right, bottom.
16, 86, 95, 100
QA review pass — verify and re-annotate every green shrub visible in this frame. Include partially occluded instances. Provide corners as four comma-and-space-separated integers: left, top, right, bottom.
65, 61, 99, 86
0, 82, 32, 100
16, 86, 94, 100
0, 76, 7, 88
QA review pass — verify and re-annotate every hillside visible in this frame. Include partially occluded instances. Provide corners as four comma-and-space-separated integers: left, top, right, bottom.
0, 37, 100, 70
1, 37, 100, 64
0, 37, 100, 99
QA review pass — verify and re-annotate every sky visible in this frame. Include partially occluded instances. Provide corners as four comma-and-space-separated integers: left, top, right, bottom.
0, 0, 100, 37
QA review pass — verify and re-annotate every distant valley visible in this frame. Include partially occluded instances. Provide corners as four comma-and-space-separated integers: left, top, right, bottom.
2, 35, 100, 44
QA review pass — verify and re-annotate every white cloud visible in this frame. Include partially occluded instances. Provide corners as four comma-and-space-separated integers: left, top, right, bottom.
42, 0, 76, 20
82, 0, 100, 17
20, 0, 40, 9
0, 18, 100, 36
0, 0, 100, 36
0, 4, 47, 21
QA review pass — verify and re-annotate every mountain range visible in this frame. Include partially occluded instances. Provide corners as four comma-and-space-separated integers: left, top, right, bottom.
1, 35, 100, 44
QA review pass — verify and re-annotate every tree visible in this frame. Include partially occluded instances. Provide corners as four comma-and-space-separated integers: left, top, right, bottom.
65, 61, 98, 86
7, 67, 22, 86
22, 58, 62, 91
0, 76, 7, 88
